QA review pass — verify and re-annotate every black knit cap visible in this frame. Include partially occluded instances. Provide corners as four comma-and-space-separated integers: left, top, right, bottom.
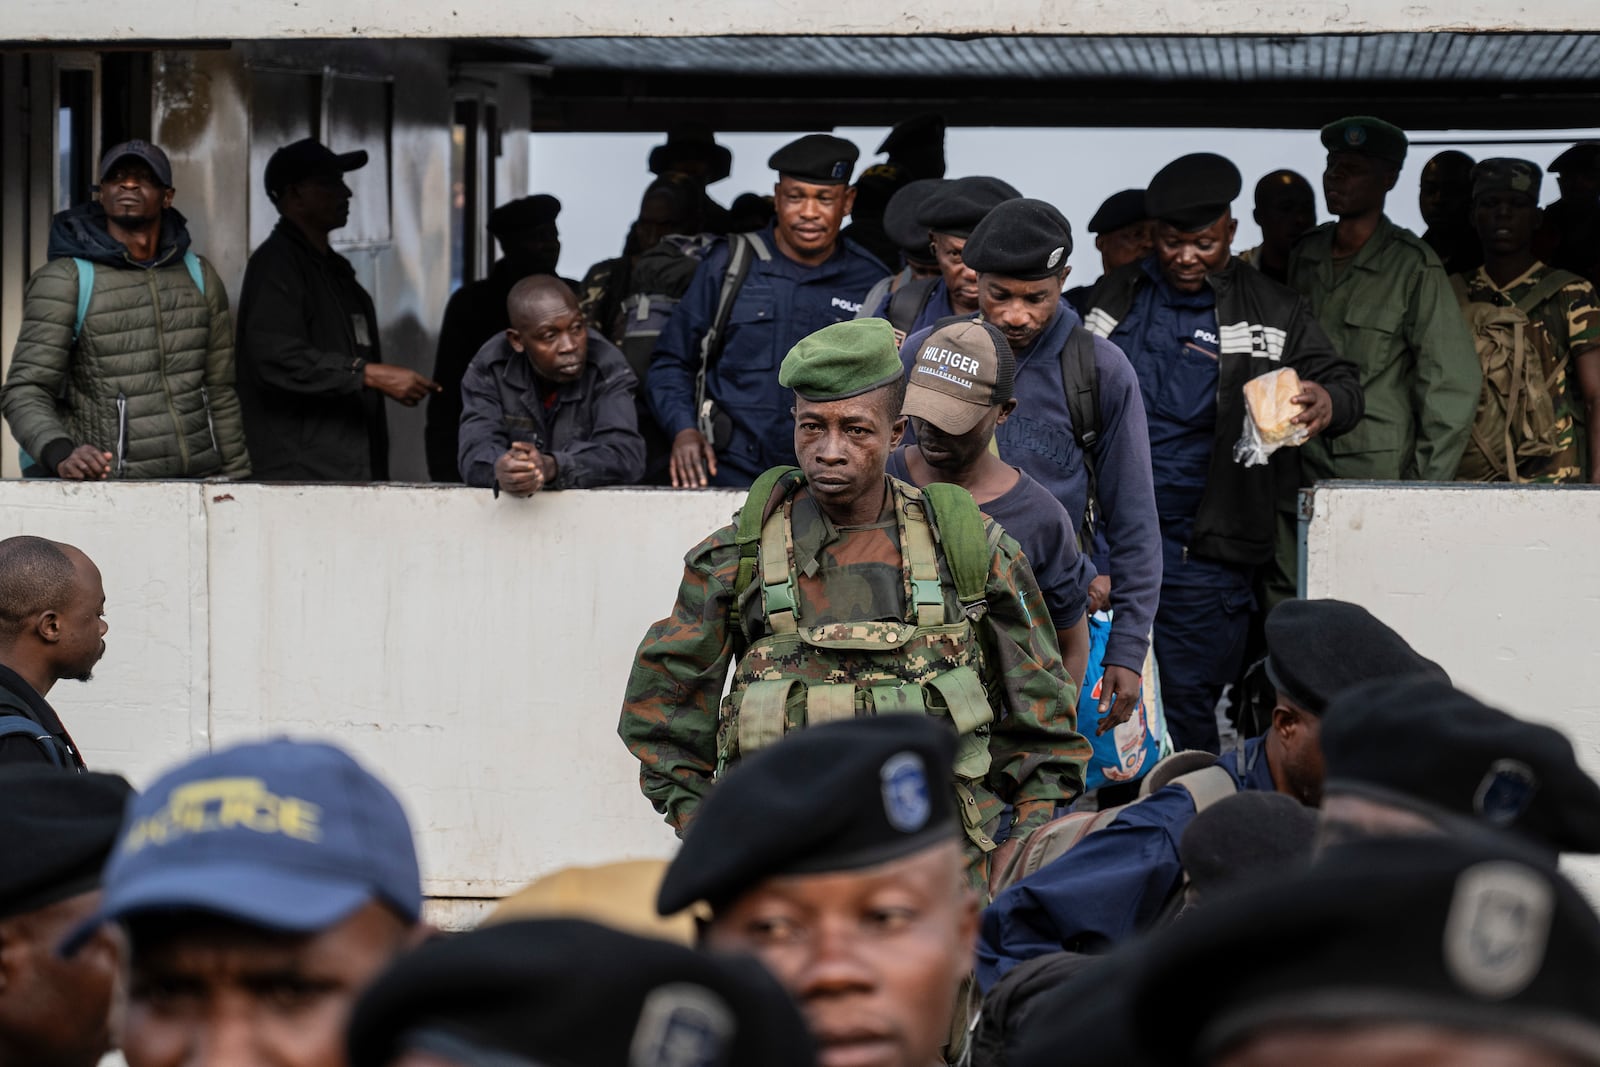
0, 765, 133, 920
1145, 153, 1242, 231
884, 178, 947, 260
1321, 677, 1600, 854
346, 918, 817, 1067
657, 716, 960, 915
1177, 791, 1317, 898
1130, 835, 1600, 1066
960, 198, 1074, 281
768, 133, 859, 185
1262, 598, 1448, 714
916, 176, 1023, 238
1087, 188, 1149, 234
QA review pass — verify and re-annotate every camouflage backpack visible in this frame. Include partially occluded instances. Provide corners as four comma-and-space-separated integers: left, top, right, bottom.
1453, 270, 1582, 482
721, 466, 1004, 850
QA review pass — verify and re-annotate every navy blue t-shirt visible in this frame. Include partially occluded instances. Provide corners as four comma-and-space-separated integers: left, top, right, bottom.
887, 448, 1093, 630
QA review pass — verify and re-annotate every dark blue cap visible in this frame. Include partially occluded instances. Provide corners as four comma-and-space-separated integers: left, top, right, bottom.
67, 738, 420, 949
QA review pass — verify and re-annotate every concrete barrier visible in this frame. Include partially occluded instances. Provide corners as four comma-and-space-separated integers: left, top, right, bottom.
0, 481, 741, 919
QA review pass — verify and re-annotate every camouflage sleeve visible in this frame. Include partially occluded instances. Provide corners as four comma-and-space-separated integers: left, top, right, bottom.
979, 524, 1091, 834
1562, 278, 1600, 351
617, 524, 741, 833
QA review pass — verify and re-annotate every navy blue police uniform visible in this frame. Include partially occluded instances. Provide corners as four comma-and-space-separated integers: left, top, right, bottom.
646, 135, 886, 486
1087, 155, 1361, 752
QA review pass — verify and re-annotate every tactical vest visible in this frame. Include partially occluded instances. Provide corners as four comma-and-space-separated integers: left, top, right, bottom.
718, 467, 1004, 851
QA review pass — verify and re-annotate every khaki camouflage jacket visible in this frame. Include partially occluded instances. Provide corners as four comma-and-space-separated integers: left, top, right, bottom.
618, 478, 1088, 845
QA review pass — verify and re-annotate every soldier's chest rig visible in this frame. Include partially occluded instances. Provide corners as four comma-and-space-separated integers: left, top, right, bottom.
720, 468, 1004, 849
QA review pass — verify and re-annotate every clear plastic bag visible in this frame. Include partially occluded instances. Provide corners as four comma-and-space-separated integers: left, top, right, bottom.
1232, 367, 1309, 467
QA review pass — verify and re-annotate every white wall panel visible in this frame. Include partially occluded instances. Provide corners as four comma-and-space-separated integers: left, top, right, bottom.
0, 482, 739, 902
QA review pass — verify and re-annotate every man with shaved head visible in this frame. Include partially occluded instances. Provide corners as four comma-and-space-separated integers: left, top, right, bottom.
457, 274, 645, 494
1238, 170, 1316, 284
0, 537, 107, 768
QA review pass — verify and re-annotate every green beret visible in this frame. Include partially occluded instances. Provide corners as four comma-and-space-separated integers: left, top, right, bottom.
1321, 115, 1409, 167
779, 319, 904, 402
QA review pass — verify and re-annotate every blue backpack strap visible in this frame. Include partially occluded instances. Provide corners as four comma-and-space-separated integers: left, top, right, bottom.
183, 250, 206, 295
72, 257, 95, 344
0, 714, 68, 767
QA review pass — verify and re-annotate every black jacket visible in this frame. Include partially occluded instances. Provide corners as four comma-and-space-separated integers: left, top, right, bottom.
235, 220, 388, 480
457, 331, 646, 489
0, 663, 85, 769
1085, 259, 1364, 566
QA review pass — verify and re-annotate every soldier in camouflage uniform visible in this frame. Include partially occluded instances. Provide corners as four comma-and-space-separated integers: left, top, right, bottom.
618, 318, 1088, 891
1454, 158, 1600, 484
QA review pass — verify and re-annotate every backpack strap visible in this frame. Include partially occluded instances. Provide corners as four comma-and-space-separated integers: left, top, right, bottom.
1059, 325, 1102, 540
1513, 269, 1582, 319
886, 275, 938, 335
920, 481, 991, 614
71, 257, 95, 344
694, 233, 768, 441
1170, 763, 1240, 813
897, 489, 948, 627
728, 465, 802, 636
0, 714, 69, 768
183, 250, 207, 296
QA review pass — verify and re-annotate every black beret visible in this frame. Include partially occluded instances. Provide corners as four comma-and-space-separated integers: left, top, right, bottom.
657, 716, 960, 915
1177, 791, 1316, 898
1263, 598, 1447, 714
878, 113, 946, 157
487, 194, 560, 237
1087, 189, 1149, 234
768, 134, 859, 185
1321, 677, 1600, 853
1130, 835, 1600, 1066
0, 766, 132, 920
960, 198, 1074, 281
916, 176, 1022, 238
884, 178, 947, 260
1321, 115, 1409, 167
1145, 153, 1242, 231
346, 918, 816, 1067
1551, 142, 1600, 175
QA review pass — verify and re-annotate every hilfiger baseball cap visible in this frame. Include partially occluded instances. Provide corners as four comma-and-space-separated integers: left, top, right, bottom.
64, 737, 420, 951
901, 319, 1016, 435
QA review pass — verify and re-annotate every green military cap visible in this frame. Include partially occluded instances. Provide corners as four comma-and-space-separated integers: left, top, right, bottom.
1321, 115, 1409, 167
778, 319, 904, 402
1472, 157, 1542, 203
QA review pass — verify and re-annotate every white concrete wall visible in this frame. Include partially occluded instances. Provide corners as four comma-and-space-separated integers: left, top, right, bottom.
0, 482, 740, 907
13, 0, 1600, 40
1305, 483, 1600, 892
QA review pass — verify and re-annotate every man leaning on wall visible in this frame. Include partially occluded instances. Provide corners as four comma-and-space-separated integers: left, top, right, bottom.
2, 140, 250, 480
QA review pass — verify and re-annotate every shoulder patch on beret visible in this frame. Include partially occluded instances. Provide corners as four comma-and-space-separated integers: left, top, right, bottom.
630, 983, 735, 1067
1475, 760, 1539, 827
1443, 861, 1553, 1000
880, 751, 931, 833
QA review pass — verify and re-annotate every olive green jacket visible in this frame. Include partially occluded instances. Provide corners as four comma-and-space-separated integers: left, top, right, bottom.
1287, 216, 1480, 481
2, 207, 249, 479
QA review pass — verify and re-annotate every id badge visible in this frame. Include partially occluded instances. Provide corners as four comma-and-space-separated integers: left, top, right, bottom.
351, 315, 372, 348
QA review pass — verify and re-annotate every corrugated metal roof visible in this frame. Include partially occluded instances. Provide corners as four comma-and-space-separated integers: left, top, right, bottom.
532, 33, 1600, 82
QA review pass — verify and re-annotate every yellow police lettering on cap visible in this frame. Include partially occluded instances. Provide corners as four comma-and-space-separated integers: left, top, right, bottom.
122, 777, 324, 852
1047, 246, 1065, 270
880, 751, 931, 833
